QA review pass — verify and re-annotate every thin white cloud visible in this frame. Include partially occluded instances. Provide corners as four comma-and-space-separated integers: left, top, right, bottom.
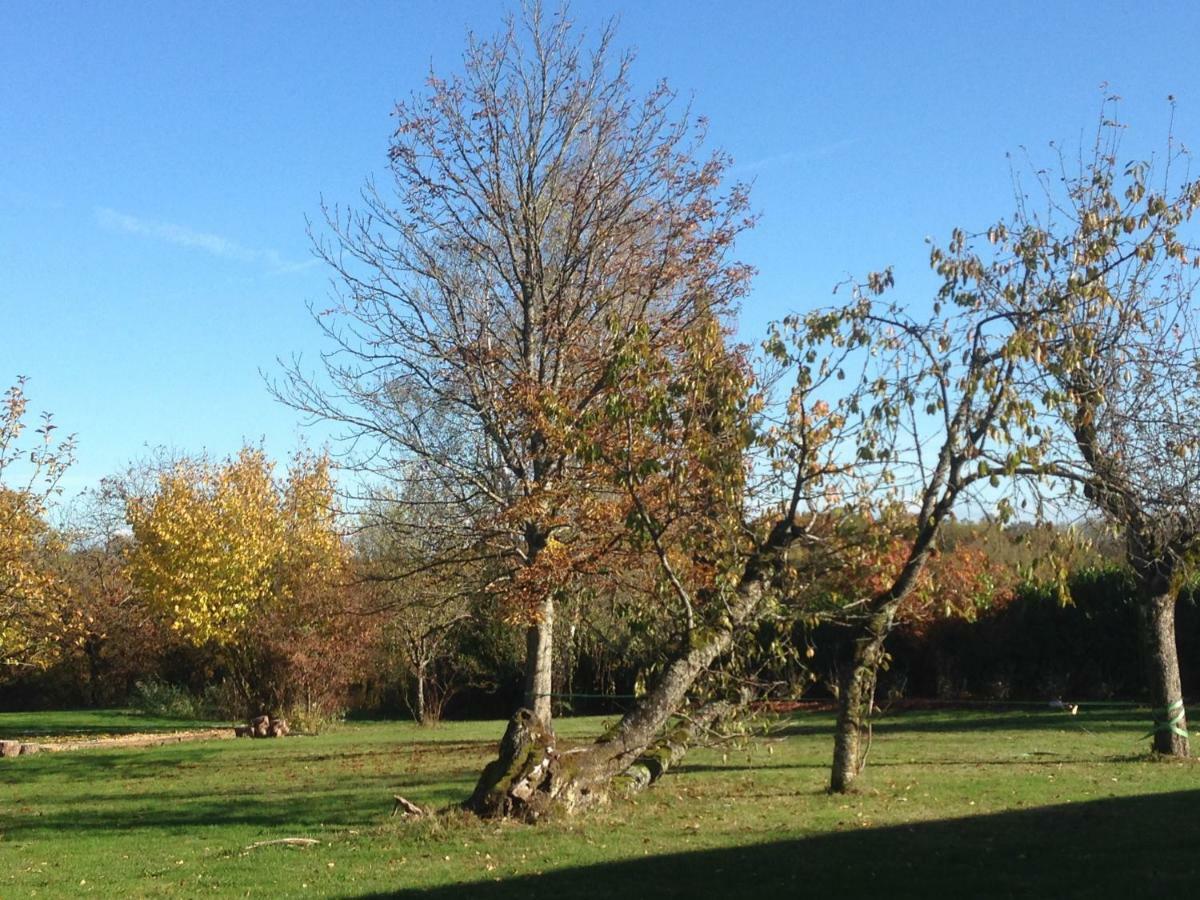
734, 138, 860, 175
95, 207, 315, 274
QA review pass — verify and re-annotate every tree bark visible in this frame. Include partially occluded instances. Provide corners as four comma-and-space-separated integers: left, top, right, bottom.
523, 594, 555, 725
830, 610, 890, 793
85, 637, 102, 707
1139, 590, 1189, 757
466, 534, 782, 820
415, 661, 427, 726
613, 700, 735, 794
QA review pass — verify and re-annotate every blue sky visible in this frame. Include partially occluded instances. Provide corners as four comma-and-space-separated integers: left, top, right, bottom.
3, 0, 1198, 494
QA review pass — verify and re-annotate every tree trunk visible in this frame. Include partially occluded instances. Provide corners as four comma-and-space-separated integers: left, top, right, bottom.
467, 535, 782, 820
613, 699, 736, 794
1140, 590, 1189, 757
830, 610, 890, 793
522, 594, 555, 725
415, 662, 427, 726
85, 638, 102, 707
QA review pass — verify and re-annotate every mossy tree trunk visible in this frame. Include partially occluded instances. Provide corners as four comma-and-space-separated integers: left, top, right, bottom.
466, 528, 786, 820
830, 609, 891, 792
823, 487, 949, 795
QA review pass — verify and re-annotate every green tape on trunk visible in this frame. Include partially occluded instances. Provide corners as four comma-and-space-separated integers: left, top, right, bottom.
1143, 699, 1189, 740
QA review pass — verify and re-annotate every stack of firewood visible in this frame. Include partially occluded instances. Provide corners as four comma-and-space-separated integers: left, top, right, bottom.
0, 741, 39, 757
233, 715, 290, 738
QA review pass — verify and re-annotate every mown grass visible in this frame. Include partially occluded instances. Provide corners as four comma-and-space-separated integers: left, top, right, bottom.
1, 705, 1197, 897
0, 708, 223, 740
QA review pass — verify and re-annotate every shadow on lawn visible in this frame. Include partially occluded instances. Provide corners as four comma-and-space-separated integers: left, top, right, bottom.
2, 739, 495, 787
362, 789, 1200, 899
0, 776, 464, 837
775, 705, 1148, 739
0, 746, 233, 785
0, 722, 212, 740
0, 744, 478, 836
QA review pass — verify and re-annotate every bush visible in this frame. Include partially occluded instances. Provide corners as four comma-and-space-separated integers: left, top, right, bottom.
199, 681, 247, 721
284, 704, 345, 735
129, 678, 205, 719
891, 566, 1143, 700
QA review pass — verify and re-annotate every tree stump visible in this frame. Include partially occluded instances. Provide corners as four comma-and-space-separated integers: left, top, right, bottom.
466, 709, 557, 820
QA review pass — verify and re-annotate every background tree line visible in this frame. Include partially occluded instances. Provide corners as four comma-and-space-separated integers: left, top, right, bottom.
5, 4, 1200, 814
5, 435, 1197, 726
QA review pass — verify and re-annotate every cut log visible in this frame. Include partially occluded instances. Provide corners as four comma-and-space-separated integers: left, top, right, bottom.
233, 725, 253, 738
19, 743, 41, 756
0, 741, 21, 758
250, 715, 271, 738
268, 719, 290, 738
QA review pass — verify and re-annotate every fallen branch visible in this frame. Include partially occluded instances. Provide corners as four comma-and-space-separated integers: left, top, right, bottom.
391, 794, 428, 817
244, 838, 320, 850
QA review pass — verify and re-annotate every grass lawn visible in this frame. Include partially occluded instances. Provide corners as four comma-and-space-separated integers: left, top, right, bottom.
0, 709, 224, 740
1, 704, 1197, 898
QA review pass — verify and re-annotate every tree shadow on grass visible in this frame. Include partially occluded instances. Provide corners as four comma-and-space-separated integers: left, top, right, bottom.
1, 738, 496, 789
0, 746, 233, 785
358, 789, 1200, 899
774, 706, 1149, 739
873, 710, 1148, 736
672, 754, 1119, 777
0, 745, 475, 837
1, 775, 469, 838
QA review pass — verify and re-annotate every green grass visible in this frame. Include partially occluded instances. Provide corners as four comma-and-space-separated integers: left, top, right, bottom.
1, 705, 1197, 897
0, 708, 224, 740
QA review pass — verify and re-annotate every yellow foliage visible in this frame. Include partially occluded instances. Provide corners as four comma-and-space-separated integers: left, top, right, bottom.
1, 376, 76, 674
126, 448, 345, 646
0, 487, 70, 670
501, 536, 572, 624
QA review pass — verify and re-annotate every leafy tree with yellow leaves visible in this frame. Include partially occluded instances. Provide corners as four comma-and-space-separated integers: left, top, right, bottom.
0, 377, 75, 676
125, 447, 356, 714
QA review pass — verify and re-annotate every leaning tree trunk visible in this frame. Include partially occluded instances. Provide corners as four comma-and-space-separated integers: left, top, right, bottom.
1139, 589, 1189, 757
523, 594, 555, 725
466, 536, 784, 820
830, 608, 891, 793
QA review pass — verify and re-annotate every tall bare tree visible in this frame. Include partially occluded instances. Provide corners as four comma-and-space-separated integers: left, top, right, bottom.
276, 4, 752, 728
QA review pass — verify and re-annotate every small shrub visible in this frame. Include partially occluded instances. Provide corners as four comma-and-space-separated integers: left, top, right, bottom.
200, 681, 247, 721
129, 678, 203, 719
284, 704, 345, 735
